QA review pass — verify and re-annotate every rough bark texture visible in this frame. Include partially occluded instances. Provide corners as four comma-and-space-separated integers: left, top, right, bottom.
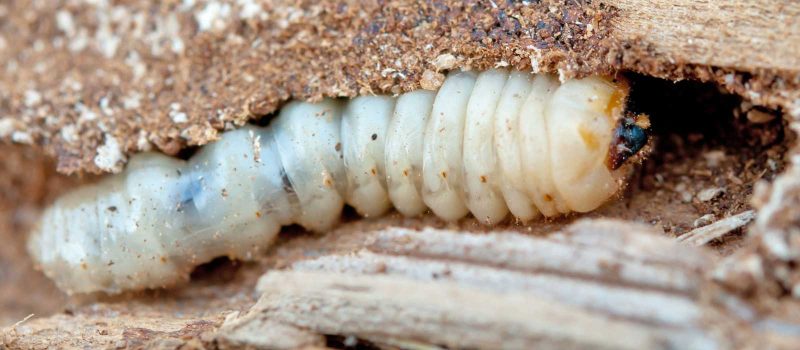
0, 0, 797, 174
220, 223, 798, 349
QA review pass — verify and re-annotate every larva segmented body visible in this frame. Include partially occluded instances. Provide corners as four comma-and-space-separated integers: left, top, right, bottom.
29, 69, 647, 294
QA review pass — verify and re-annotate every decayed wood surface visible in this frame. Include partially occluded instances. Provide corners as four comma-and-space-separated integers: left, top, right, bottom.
217, 220, 800, 349
0, 0, 797, 174
606, 0, 800, 116
608, 0, 800, 72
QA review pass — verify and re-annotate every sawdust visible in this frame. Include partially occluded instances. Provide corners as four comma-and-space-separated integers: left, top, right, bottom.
0, 0, 797, 174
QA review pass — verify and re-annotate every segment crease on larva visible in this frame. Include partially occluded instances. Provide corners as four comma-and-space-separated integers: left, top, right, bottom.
29, 69, 643, 294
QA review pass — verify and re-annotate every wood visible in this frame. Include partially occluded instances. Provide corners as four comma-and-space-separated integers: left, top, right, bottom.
2, 0, 798, 173
678, 210, 756, 246
230, 271, 707, 350
218, 220, 799, 349
607, 0, 800, 72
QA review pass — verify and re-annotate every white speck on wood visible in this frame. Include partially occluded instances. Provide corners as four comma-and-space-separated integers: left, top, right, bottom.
0, 118, 15, 137
24, 90, 41, 107
432, 54, 457, 71
693, 213, 715, 228
196, 2, 231, 32
94, 136, 126, 173
55, 10, 76, 36
60, 124, 79, 144
170, 103, 188, 123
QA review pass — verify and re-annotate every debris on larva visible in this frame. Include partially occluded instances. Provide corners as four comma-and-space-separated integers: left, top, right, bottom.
28, 69, 649, 294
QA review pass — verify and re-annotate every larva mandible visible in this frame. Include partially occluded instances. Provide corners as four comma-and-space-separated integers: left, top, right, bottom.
28, 69, 649, 294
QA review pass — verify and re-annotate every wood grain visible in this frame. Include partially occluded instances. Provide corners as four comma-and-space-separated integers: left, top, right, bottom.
217, 221, 747, 349
607, 0, 800, 72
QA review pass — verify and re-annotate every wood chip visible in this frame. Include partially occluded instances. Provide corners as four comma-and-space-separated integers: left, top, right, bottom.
228, 271, 715, 350
219, 220, 723, 349
678, 210, 756, 246
746, 109, 776, 124
697, 187, 725, 202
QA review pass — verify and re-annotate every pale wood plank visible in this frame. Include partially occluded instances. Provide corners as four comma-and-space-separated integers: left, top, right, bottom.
608, 0, 800, 72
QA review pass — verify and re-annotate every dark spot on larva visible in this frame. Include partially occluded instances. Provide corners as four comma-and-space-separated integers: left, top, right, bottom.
107, 261, 115, 266
107, 206, 117, 212
280, 169, 295, 194
371, 133, 378, 141
402, 169, 409, 176
160, 256, 167, 263
81, 262, 88, 270
544, 194, 553, 202
177, 175, 204, 213
371, 168, 377, 176
221, 188, 228, 197
441, 171, 448, 179
480, 175, 487, 183
255, 211, 262, 218
335, 142, 341, 151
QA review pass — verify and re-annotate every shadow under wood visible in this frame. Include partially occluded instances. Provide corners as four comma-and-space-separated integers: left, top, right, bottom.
586, 73, 788, 247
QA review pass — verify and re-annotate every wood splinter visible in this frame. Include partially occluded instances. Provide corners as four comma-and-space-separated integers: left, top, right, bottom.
219, 220, 736, 350
678, 210, 756, 246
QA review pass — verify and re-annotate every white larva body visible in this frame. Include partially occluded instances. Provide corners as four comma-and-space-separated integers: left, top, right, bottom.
341, 96, 395, 218
463, 69, 509, 224
422, 71, 476, 221
495, 71, 541, 221
385, 90, 435, 217
29, 69, 631, 294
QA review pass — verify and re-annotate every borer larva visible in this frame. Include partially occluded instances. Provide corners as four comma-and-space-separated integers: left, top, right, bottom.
28, 69, 649, 294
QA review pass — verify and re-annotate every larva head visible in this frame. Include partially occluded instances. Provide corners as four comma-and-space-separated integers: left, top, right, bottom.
547, 76, 647, 213
607, 113, 650, 170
